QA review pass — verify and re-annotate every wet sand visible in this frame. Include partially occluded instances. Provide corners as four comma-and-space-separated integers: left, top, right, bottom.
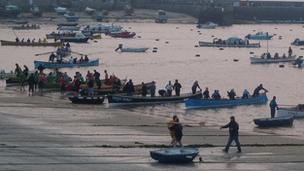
0, 90, 304, 170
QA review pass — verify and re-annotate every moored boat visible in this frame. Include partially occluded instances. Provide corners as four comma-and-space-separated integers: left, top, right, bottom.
253, 116, 294, 128
197, 22, 218, 29
57, 22, 78, 27
12, 24, 40, 30
34, 59, 99, 69
68, 95, 105, 104
107, 92, 202, 104
64, 12, 79, 22
1, 40, 62, 47
82, 24, 122, 34
245, 32, 273, 40
58, 32, 89, 43
185, 93, 268, 109
150, 148, 199, 163
277, 104, 304, 118
120, 48, 148, 53
250, 54, 296, 64
199, 37, 260, 48
291, 38, 304, 46
108, 31, 136, 38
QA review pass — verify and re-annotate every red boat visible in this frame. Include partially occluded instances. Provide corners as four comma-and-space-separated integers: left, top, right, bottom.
109, 31, 136, 38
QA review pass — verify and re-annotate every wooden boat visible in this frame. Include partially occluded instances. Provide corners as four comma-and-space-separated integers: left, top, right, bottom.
1, 40, 62, 47
119, 48, 148, 53
199, 37, 260, 48
12, 24, 40, 30
109, 31, 136, 38
107, 92, 202, 104
292, 39, 304, 46
245, 32, 273, 40
250, 55, 296, 64
68, 95, 105, 104
254, 116, 294, 128
197, 22, 218, 29
277, 104, 304, 118
185, 93, 268, 109
34, 59, 99, 69
150, 148, 199, 163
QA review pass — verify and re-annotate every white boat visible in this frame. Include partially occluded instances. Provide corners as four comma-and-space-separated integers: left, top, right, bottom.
277, 105, 304, 118
250, 54, 296, 64
55, 7, 68, 15
197, 22, 218, 29
82, 24, 122, 34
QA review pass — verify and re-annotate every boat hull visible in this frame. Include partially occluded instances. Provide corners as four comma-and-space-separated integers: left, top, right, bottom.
150, 148, 199, 163
199, 41, 260, 48
277, 107, 304, 118
185, 94, 268, 109
34, 59, 99, 69
254, 116, 294, 128
68, 96, 105, 104
108, 92, 202, 104
250, 55, 296, 64
120, 48, 148, 52
1, 40, 62, 47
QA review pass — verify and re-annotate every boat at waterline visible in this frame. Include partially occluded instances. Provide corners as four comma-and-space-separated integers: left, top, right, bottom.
253, 116, 294, 128
34, 59, 99, 69
107, 92, 202, 104
185, 93, 268, 109
150, 148, 199, 163
277, 105, 304, 118
199, 37, 260, 48
250, 55, 296, 64
245, 32, 273, 40
0, 40, 62, 47
68, 95, 105, 104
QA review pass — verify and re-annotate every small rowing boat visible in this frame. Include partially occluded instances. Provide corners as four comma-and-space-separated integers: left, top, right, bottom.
0, 40, 62, 47
185, 93, 268, 109
277, 104, 304, 118
254, 116, 294, 128
250, 55, 296, 64
109, 31, 136, 38
107, 92, 202, 104
68, 95, 105, 104
34, 59, 99, 69
150, 148, 199, 163
199, 37, 260, 48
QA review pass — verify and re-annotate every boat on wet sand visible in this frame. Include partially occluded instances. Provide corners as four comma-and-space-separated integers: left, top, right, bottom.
34, 59, 99, 69
68, 95, 105, 104
107, 92, 202, 104
254, 116, 294, 128
277, 104, 304, 118
185, 93, 268, 109
150, 148, 199, 163
1, 40, 62, 47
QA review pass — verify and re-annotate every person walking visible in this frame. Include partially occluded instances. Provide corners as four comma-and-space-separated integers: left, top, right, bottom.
220, 116, 241, 153
270, 96, 278, 118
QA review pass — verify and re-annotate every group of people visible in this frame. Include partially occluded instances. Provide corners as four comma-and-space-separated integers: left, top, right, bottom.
15, 37, 47, 43
260, 47, 293, 59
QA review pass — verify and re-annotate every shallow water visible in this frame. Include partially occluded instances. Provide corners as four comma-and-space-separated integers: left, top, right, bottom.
1, 23, 304, 137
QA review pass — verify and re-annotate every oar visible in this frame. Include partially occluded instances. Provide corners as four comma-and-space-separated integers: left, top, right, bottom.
35, 51, 55, 56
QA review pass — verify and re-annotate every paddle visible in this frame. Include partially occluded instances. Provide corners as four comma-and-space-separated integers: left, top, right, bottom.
35, 51, 55, 56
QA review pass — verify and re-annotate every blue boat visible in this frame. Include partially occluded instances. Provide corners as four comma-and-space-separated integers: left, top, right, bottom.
185, 93, 268, 109
254, 116, 294, 128
150, 148, 199, 163
34, 59, 99, 69
245, 32, 273, 40
291, 39, 304, 46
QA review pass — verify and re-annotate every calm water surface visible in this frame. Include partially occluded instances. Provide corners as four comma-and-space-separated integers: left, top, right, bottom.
0, 23, 304, 137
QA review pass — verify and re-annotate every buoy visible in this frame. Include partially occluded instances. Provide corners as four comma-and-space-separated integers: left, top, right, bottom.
233, 59, 239, 62
137, 36, 141, 38
190, 29, 193, 31
155, 39, 159, 41
153, 47, 158, 49
195, 54, 200, 57
300, 48, 304, 50
152, 50, 157, 53
176, 27, 179, 29
273, 34, 277, 36
128, 27, 132, 29
249, 52, 254, 54
199, 157, 203, 162
194, 45, 199, 48
199, 33, 202, 35
275, 28, 278, 29
290, 29, 293, 31
253, 30, 256, 32
219, 48, 224, 50
165, 41, 169, 44
279, 65, 284, 68
94, 40, 98, 43
211, 35, 215, 37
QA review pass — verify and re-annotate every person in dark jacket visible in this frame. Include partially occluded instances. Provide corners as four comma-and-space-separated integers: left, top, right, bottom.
252, 84, 268, 97
124, 79, 135, 96
174, 118, 183, 147
141, 82, 147, 97
173, 79, 182, 96
220, 116, 241, 153
269, 96, 278, 118
28, 73, 35, 96
191, 80, 201, 94
203, 87, 210, 99
150, 81, 156, 97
